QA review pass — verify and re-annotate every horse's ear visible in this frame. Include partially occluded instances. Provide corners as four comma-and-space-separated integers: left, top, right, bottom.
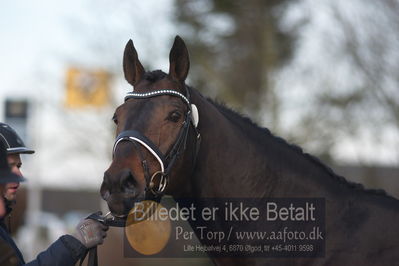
169, 36, 190, 83
123, 39, 145, 86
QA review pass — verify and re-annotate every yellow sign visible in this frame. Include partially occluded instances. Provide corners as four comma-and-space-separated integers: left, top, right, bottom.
65, 68, 110, 108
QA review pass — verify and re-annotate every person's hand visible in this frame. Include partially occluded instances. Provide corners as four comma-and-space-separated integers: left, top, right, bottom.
72, 218, 109, 249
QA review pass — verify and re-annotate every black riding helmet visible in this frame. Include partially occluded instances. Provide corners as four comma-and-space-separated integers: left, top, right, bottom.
0, 140, 25, 183
0, 123, 34, 154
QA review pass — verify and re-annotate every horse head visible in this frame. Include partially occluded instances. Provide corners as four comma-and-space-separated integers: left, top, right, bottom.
101, 36, 200, 217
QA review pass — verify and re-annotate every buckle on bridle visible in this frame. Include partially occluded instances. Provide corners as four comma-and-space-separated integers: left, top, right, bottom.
149, 171, 168, 195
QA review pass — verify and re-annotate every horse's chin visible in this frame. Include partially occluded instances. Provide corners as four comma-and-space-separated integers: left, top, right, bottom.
110, 212, 128, 218
106, 192, 145, 217
106, 204, 129, 218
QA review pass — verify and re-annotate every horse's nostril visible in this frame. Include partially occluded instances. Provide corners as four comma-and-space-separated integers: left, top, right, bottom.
100, 179, 110, 201
120, 170, 138, 193
102, 190, 110, 201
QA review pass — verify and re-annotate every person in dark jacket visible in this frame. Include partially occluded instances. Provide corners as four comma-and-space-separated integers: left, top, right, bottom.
0, 123, 108, 265
0, 139, 24, 265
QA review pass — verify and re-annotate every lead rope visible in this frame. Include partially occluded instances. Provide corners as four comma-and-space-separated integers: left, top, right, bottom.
79, 248, 97, 266
78, 211, 114, 266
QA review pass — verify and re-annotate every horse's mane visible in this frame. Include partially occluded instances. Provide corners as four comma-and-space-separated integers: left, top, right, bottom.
209, 98, 397, 200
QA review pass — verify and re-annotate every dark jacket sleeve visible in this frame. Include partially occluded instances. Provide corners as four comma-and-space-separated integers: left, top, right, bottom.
0, 219, 26, 265
24, 235, 86, 266
0, 238, 21, 266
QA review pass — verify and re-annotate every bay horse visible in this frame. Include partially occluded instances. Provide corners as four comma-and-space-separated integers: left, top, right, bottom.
100, 36, 399, 265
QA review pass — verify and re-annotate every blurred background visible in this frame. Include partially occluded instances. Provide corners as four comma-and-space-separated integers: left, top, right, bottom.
1, 0, 398, 265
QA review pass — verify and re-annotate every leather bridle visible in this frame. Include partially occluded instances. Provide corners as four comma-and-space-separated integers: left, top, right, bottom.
81, 88, 201, 266
112, 87, 201, 203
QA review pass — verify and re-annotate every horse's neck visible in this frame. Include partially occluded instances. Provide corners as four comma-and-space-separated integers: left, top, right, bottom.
181, 91, 399, 264
186, 91, 397, 221
190, 92, 332, 199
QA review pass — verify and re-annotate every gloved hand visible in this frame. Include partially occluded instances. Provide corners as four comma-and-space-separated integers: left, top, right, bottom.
72, 218, 109, 249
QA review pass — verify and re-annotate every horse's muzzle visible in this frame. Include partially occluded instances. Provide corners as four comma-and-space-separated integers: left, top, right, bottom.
101, 169, 144, 216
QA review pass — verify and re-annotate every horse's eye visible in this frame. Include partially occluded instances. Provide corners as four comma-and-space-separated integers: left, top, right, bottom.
112, 114, 118, 125
168, 111, 182, 122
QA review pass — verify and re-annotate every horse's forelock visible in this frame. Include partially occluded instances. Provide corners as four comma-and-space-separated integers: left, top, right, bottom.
143, 70, 167, 83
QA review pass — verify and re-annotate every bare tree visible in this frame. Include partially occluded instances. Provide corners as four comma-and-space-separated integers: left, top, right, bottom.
277, 0, 399, 165
175, 0, 296, 125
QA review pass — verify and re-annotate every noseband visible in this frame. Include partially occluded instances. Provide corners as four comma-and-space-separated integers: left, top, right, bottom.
113, 88, 201, 202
